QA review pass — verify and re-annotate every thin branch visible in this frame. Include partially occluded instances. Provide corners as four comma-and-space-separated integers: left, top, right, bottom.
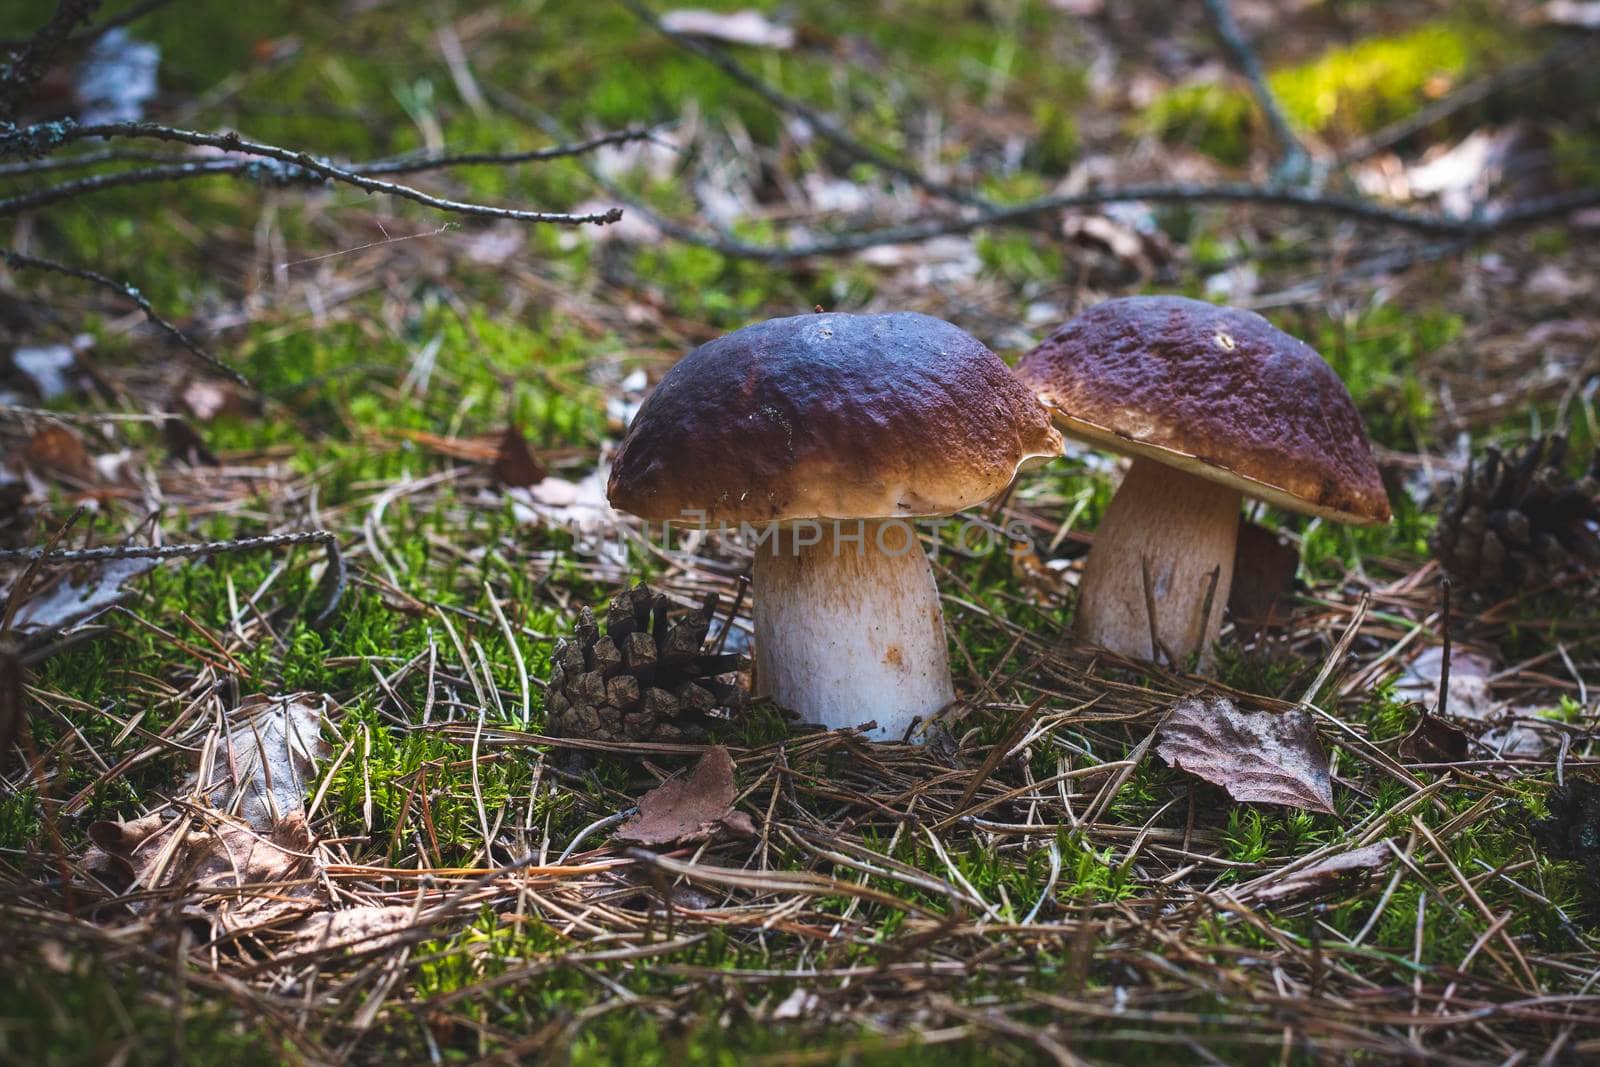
353, 125, 665, 176
0, 0, 172, 53
0, 147, 190, 176
0, 159, 262, 216
1202, 0, 1311, 184
2, 248, 250, 386
0, 0, 103, 124
623, 0, 988, 207
613, 181, 1600, 262
0, 530, 347, 624
0, 121, 624, 226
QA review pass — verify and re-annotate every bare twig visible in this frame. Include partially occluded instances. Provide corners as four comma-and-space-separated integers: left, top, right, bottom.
0, 147, 189, 176
0, 127, 659, 198
2, 247, 249, 387
615, 180, 1600, 262
0, 121, 624, 226
1437, 577, 1453, 721
0, 0, 103, 124
0, 159, 261, 216
0, 0, 172, 53
1201, 0, 1311, 184
0, 529, 347, 623
354, 125, 665, 176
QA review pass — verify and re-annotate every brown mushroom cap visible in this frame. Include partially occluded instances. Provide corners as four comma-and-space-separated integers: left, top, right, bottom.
608, 312, 1063, 524
1015, 295, 1390, 525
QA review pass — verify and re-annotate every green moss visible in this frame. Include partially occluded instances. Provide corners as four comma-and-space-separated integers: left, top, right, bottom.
1146, 22, 1507, 162
1145, 81, 1260, 167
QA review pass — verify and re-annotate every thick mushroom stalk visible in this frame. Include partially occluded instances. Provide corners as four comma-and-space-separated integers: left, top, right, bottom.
752, 520, 953, 740
1074, 458, 1241, 670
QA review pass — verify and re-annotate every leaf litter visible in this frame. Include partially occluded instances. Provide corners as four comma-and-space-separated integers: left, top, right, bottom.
197, 693, 332, 830
1156, 695, 1335, 813
81, 692, 419, 952
5, 0, 1600, 1060
614, 745, 756, 848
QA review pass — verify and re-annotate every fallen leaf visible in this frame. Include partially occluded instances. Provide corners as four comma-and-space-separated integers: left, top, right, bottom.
1229, 520, 1300, 626
1237, 840, 1396, 905
11, 557, 158, 636
1157, 696, 1335, 814
856, 236, 981, 287
85, 809, 317, 927
614, 745, 756, 848
75, 29, 160, 124
659, 8, 795, 49
1394, 646, 1496, 720
1060, 212, 1166, 277
197, 693, 331, 830
24, 425, 95, 484
491, 425, 546, 488
507, 468, 627, 565
286, 905, 416, 954
81, 803, 429, 950
1480, 721, 1556, 761
1398, 709, 1471, 764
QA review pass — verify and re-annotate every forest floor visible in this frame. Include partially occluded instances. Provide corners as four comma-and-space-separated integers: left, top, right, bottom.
2, 0, 1600, 1063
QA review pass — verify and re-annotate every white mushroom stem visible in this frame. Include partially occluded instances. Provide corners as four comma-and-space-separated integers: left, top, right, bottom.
752, 519, 954, 740
1074, 457, 1241, 671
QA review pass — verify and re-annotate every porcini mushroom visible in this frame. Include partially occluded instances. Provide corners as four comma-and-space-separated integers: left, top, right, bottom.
1015, 295, 1389, 670
608, 312, 1062, 739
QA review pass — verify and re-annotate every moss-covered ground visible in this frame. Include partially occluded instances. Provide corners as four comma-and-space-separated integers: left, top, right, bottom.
2, 0, 1598, 1063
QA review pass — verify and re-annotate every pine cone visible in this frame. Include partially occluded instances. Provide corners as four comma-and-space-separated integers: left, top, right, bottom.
1430, 436, 1600, 591
544, 583, 746, 743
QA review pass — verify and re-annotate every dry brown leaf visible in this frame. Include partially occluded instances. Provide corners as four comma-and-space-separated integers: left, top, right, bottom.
11, 557, 157, 636
197, 694, 331, 830
81, 806, 426, 948
1157, 696, 1335, 814
1238, 840, 1396, 906
85, 810, 318, 928
24, 425, 95, 484
614, 745, 756, 849
285, 905, 416, 953
1398, 709, 1471, 764
507, 469, 627, 565
491, 425, 546, 488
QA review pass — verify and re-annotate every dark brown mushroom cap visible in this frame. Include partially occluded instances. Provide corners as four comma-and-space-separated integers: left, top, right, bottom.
607, 312, 1063, 524
1015, 295, 1390, 525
